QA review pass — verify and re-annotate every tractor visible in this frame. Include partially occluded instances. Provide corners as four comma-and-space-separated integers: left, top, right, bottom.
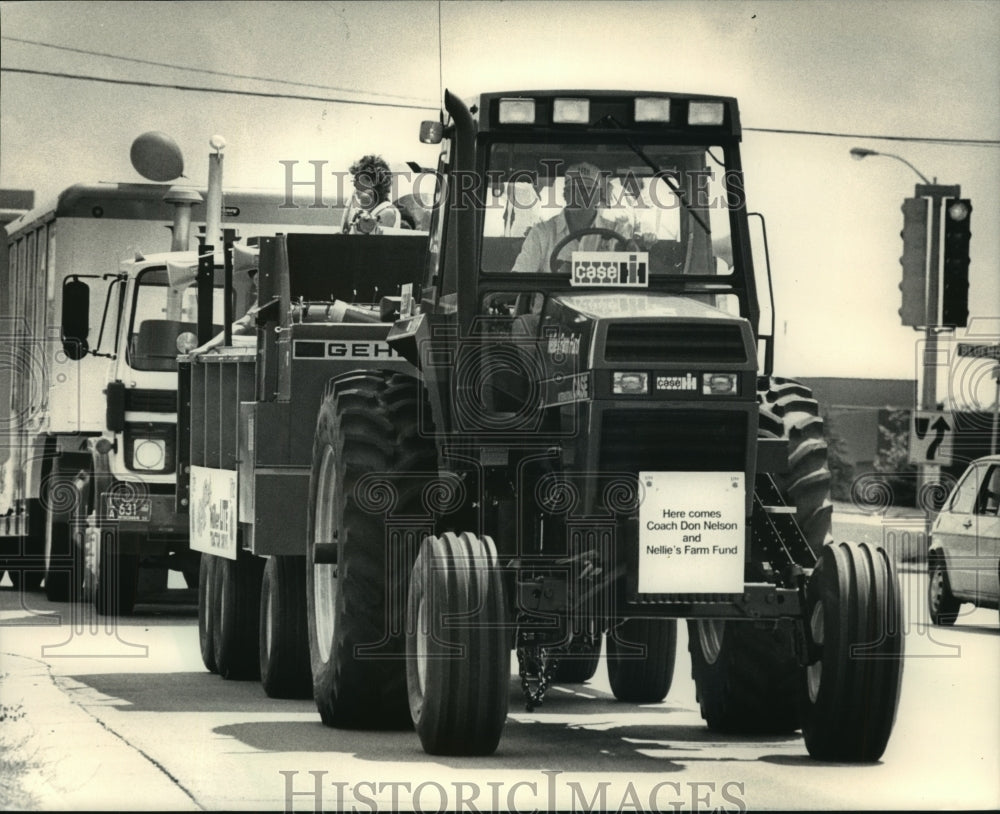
304, 90, 903, 761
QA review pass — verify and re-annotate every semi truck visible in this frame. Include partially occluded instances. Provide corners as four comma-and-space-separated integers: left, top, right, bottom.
0, 179, 340, 613
188, 89, 904, 762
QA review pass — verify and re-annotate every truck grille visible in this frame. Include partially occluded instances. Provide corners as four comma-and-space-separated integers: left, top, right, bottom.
604, 322, 746, 364
599, 409, 747, 473
124, 388, 177, 413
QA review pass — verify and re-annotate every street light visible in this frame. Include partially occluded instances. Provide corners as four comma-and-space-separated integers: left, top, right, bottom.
849, 147, 934, 185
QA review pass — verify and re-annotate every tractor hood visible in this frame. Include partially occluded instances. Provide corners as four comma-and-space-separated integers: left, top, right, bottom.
549, 291, 740, 322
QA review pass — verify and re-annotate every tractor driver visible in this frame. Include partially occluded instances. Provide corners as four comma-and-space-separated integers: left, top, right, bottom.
511, 161, 637, 273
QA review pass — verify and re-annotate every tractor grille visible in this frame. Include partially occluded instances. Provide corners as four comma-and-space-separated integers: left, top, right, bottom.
599, 409, 747, 473
124, 388, 176, 413
604, 322, 747, 364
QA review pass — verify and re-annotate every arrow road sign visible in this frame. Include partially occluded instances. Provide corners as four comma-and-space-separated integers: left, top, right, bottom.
910, 410, 954, 466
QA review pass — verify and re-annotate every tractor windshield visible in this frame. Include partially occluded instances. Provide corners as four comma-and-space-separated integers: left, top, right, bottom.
481, 142, 734, 278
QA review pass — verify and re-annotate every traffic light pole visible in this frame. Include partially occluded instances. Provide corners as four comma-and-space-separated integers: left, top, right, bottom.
914, 184, 959, 507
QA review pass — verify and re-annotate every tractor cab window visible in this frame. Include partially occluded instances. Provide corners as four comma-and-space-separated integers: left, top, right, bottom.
481, 142, 733, 278
127, 267, 226, 371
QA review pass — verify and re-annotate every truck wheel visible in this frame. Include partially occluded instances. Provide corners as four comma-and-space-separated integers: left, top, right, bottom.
198, 553, 218, 673
8, 498, 46, 592
43, 469, 83, 603
927, 554, 960, 626
406, 532, 509, 756
260, 555, 312, 699
212, 550, 265, 680
555, 634, 603, 684
757, 377, 833, 551
688, 619, 800, 733
94, 532, 139, 617
606, 619, 676, 702
800, 541, 903, 762
307, 372, 436, 728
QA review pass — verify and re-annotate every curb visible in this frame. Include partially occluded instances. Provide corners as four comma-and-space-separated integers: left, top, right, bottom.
0, 651, 200, 811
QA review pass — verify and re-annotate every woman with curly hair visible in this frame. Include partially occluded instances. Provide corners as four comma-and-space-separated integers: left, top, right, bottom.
341, 154, 403, 234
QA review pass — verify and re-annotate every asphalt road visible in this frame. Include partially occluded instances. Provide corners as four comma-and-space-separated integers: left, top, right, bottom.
1, 511, 997, 811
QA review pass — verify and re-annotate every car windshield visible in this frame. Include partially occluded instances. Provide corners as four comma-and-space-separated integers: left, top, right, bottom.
128, 267, 227, 371
481, 142, 734, 277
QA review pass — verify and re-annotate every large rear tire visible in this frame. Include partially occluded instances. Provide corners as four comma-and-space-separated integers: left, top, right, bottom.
757, 377, 834, 552
800, 541, 903, 761
212, 549, 265, 680
307, 372, 436, 729
198, 553, 218, 673
406, 531, 509, 756
688, 620, 800, 733
607, 619, 676, 703
259, 555, 312, 699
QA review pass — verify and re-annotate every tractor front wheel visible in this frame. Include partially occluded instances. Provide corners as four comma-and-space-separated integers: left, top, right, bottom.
800, 541, 903, 762
606, 619, 676, 703
212, 550, 264, 680
406, 532, 509, 756
198, 553, 218, 673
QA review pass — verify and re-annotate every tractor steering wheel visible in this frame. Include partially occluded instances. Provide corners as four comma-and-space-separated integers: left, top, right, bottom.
548, 227, 631, 274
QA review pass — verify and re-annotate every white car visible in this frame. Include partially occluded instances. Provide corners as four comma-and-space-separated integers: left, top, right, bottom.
927, 454, 1000, 624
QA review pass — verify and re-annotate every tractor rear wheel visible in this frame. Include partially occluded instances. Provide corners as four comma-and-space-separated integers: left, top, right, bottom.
607, 619, 676, 703
307, 372, 436, 729
800, 541, 903, 761
198, 553, 218, 673
757, 377, 833, 552
259, 555, 312, 698
212, 549, 264, 680
688, 620, 800, 733
406, 532, 509, 756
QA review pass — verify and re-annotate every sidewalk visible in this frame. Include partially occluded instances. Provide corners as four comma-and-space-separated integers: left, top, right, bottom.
0, 651, 199, 811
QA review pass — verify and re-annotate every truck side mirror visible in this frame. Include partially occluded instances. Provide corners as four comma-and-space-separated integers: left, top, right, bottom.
61, 277, 91, 360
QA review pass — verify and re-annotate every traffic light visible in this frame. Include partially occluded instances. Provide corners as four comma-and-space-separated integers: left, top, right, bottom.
899, 197, 928, 327
941, 199, 971, 327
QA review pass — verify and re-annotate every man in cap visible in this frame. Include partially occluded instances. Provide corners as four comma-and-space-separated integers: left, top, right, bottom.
512, 161, 635, 273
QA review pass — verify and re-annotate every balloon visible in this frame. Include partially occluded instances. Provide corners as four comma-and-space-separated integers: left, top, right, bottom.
130, 131, 185, 182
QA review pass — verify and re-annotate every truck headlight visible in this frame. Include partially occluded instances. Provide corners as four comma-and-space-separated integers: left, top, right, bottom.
132, 438, 166, 470
702, 373, 738, 395
635, 97, 671, 123
553, 98, 590, 124
612, 372, 648, 395
498, 98, 536, 124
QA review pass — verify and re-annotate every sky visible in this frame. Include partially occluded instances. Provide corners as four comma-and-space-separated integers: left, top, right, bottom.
1, 0, 998, 394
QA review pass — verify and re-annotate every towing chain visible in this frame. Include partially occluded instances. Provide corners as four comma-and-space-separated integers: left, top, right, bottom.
517, 643, 557, 712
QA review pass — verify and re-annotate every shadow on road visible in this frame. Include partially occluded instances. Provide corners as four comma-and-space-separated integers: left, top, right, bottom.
207, 680, 803, 771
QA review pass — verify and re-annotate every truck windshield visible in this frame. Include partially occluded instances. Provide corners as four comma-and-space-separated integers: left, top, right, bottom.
481, 142, 734, 277
127, 267, 226, 371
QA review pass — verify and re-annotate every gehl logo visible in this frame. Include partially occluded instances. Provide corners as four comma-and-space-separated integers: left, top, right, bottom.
293, 340, 400, 360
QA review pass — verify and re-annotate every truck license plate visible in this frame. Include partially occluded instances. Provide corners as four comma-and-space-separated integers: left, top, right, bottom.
104, 495, 152, 522
637, 471, 744, 594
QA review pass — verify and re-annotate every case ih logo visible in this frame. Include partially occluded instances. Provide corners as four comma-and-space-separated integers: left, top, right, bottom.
570, 251, 649, 287
657, 373, 697, 391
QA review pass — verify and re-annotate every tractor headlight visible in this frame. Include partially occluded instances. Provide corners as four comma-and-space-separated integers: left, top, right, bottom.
635, 97, 671, 123
612, 371, 648, 395
688, 101, 725, 126
553, 98, 590, 124
498, 98, 536, 124
702, 373, 738, 395
131, 438, 166, 471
